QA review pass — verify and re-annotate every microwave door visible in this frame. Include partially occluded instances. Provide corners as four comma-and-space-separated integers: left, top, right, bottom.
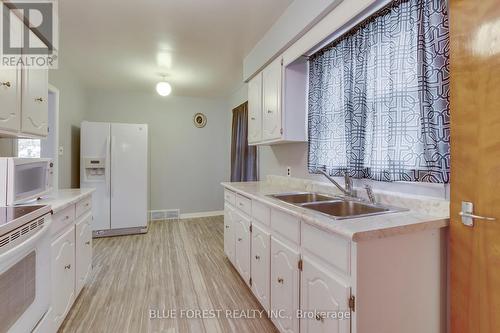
12, 161, 48, 204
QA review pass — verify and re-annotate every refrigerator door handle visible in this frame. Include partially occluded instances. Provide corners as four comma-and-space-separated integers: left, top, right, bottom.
110, 135, 116, 197
105, 135, 111, 196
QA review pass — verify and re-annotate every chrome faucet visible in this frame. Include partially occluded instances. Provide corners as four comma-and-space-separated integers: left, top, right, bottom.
317, 169, 356, 198
364, 184, 377, 204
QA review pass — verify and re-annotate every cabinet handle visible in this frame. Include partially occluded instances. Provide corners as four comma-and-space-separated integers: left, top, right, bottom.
315, 314, 325, 322
64, 264, 71, 270
255, 255, 260, 260
238, 238, 242, 242
225, 225, 229, 229
35, 97, 44, 102
65, 215, 70, 220
250, 117, 256, 120
277, 277, 284, 284
85, 241, 90, 245
1, 81, 11, 88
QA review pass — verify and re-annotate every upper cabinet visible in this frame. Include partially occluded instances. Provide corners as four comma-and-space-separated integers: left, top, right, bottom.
247, 56, 308, 145
0, 10, 49, 138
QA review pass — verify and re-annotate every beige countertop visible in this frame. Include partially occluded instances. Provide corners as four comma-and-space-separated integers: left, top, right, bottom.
221, 178, 449, 242
33, 188, 95, 214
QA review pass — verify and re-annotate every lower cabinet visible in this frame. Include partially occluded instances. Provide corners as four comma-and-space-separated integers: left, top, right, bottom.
223, 203, 235, 264
300, 256, 351, 333
271, 237, 300, 333
234, 210, 251, 285
75, 212, 93, 295
251, 223, 271, 311
50, 226, 75, 330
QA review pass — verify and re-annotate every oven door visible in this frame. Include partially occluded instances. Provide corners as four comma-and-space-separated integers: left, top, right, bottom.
0, 215, 51, 333
8, 158, 53, 205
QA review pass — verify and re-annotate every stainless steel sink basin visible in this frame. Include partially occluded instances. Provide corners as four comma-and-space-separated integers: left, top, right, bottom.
269, 192, 337, 204
269, 192, 406, 220
302, 200, 392, 219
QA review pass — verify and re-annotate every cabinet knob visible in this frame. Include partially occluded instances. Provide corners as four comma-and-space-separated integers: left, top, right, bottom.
225, 225, 229, 229
277, 277, 284, 284
85, 241, 90, 245
255, 255, 260, 260
250, 117, 256, 120
267, 110, 273, 114
64, 264, 71, 270
315, 314, 325, 322
238, 238, 242, 242
1, 81, 11, 88
65, 215, 70, 220
35, 97, 44, 102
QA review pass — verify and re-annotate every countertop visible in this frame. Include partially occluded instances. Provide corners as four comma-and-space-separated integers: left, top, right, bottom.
33, 188, 95, 214
221, 179, 449, 242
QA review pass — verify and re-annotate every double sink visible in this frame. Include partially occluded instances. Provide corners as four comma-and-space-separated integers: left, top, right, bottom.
269, 192, 406, 220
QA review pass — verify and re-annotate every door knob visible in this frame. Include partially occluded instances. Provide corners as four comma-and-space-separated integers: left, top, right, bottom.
460, 201, 496, 227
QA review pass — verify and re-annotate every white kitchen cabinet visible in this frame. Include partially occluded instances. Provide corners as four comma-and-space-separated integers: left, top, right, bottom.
300, 256, 351, 333
50, 226, 75, 330
75, 212, 93, 295
0, 69, 21, 132
234, 209, 251, 286
248, 72, 263, 144
224, 203, 235, 264
251, 223, 271, 311
21, 65, 48, 136
262, 57, 282, 141
271, 236, 300, 333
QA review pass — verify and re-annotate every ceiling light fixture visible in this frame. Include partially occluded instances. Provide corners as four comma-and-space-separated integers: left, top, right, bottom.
156, 75, 172, 96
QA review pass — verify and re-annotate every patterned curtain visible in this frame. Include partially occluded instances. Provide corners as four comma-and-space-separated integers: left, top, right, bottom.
308, 0, 450, 183
230, 102, 258, 182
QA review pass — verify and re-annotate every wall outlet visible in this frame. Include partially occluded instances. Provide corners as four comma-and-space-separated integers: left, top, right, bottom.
286, 166, 291, 177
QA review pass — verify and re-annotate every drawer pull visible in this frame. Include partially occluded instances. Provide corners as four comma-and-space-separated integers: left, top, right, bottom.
255, 255, 260, 260
85, 241, 90, 245
64, 264, 71, 270
35, 97, 44, 103
315, 314, 325, 322
251, 117, 256, 120
1, 81, 11, 88
277, 277, 284, 284
85, 203, 90, 207
225, 225, 230, 229
238, 238, 242, 242
267, 110, 273, 114
65, 215, 70, 220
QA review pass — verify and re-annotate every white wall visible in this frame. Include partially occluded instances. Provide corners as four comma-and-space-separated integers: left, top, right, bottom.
86, 91, 231, 214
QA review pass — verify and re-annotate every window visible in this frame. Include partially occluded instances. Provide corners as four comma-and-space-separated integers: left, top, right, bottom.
308, 0, 450, 183
17, 139, 41, 158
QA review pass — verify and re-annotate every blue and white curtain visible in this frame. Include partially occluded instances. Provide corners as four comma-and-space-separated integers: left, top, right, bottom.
308, 0, 450, 183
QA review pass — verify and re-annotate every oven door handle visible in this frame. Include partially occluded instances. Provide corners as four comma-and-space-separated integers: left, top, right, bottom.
0, 218, 52, 263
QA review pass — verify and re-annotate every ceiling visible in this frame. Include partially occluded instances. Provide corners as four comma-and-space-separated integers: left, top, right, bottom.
57, 0, 292, 97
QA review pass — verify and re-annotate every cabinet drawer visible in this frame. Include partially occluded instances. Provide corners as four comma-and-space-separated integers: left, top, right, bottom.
271, 209, 300, 244
224, 190, 236, 205
235, 194, 251, 215
252, 200, 270, 226
51, 205, 76, 236
301, 223, 351, 275
75, 196, 92, 218
75, 213, 93, 295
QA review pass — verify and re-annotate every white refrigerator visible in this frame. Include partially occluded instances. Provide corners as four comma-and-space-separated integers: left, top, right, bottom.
80, 121, 148, 237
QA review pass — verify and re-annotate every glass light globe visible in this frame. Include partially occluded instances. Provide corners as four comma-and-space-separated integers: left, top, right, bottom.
156, 81, 172, 96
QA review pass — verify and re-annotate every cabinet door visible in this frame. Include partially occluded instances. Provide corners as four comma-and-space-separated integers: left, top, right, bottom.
0, 68, 21, 132
300, 256, 351, 333
75, 212, 93, 295
251, 223, 270, 311
262, 57, 282, 141
248, 73, 262, 143
234, 210, 251, 285
271, 236, 299, 333
51, 226, 75, 330
224, 203, 235, 264
21, 67, 48, 136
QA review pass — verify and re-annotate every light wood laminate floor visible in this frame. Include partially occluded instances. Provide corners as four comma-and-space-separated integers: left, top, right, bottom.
59, 216, 278, 333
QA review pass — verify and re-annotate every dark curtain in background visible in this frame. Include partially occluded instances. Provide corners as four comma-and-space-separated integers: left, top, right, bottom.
230, 102, 258, 182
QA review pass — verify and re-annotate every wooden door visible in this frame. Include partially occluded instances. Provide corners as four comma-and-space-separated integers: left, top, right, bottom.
234, 210, 251, 285
248, 73, 263, 143
450, 0, 500, 332
223, 203, 235, 264
251, 223, 271, 311
300, 256, 350, 333
271, 236, 299, 333
262, 57, 282, 141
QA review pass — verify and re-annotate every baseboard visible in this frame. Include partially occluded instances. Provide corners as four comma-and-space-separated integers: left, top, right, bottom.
180, 210, 224, 219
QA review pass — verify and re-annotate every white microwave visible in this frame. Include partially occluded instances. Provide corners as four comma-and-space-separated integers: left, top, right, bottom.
0, 158, 54, 206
